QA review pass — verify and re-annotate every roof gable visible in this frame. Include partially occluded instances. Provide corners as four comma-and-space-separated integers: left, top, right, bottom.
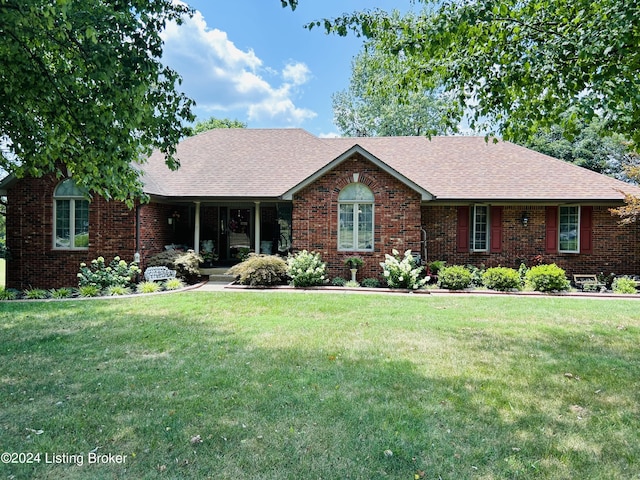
281, 144, 434, 201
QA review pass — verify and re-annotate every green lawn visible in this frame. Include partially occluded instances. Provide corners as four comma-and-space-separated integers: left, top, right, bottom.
1, 292, 639, 479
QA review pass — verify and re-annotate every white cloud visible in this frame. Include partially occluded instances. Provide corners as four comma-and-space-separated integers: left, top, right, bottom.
161, 10, 316, 126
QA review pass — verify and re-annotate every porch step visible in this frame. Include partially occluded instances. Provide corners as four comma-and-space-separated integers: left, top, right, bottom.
199, 267, 235, 284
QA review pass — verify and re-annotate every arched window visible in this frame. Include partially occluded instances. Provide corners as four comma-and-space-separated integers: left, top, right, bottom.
338, 183, 374, 251
54, 179, 89, 249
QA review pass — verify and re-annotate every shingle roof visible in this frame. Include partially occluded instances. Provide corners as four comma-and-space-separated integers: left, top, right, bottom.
141, 128, 640, 202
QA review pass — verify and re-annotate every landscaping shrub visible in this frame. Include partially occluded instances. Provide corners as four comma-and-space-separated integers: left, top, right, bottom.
287, 250, 327, 287
50, 287, 73, 299
227, 254, 288, 287
525, 264, 570, 292
79, 285, 101, 297
105, 285, 132, 296
437, 265, 472, 290
482, 267, 522, 291
23, 288, 49, 300
466, 264, 486, 287
612, 276, 638, 294
427, 260, 446, 275
331, 277, 347, 286
164, 278, 186, 290
380, 249, 428, 290
146, 250, 202, 278
0, 287, 19, 300
78, 256, 140, 289
362, 277, 381, 288
137, 281, 162, 294
345, 280, 360, 288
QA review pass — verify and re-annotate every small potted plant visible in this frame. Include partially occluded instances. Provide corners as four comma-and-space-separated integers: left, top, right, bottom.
343, 255, 364, 282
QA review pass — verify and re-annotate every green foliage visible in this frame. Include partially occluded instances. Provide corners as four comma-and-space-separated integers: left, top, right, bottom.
361, 277, 381, 288
147, 250, 203, 278
0, 287, 18, 300
227, 254, 289, 287
612, 277, 638, 294
343, 255, 364, 269
164, 278, 186, 291
105, 285, 132, 296
78, 256, 140, 289
380, 249, 428, 290
314, 1, 640, 146
0, 1, 194, 206
137, 281, 162, 294
466, 264, 486, 288
23, 288, 48, 300
287, 250, 327, 288
344, 280, 360, 288
482, 267, 522, 291
332, 37, 458, 137
437, 265, 472, 290
331, 277, 347, 286
79, 285, 101, 297
525, 264, 570, 292
50, 287, 73, 299
428, 260, 446, 275
189, 117, 247, 135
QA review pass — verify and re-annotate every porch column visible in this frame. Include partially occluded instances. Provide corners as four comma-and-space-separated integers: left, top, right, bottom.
194, 201, 201, 254
254, 201, 261, 254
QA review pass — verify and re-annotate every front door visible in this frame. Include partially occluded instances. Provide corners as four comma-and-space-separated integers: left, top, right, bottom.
227, 208, 251, 260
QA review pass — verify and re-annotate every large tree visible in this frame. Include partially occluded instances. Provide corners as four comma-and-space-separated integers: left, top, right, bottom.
0, 0, 195, 206
190, 117, 247, 136
302, 0, 640, 146
332, 39, 459, 137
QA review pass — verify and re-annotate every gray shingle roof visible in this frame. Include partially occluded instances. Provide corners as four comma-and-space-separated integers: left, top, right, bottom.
140, 128, 640, 202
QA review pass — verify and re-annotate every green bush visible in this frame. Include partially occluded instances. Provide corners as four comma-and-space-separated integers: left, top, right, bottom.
0, 287, 19, 300
137, 281, 162, 294
164, 278, 186, 290
428, 260, 446, 275
612, 276, 638, 294
24, 288, 49, 300
331, 277, 347, 286
105, 285, 131, 296
227, 254, 288, 287
381, 249, 428, 290
362, 277, 381, 288
525, 264, 570, 292
345, 280, 360, 288
482, 267, 522, 291
78, 255, 140, 289
437, 265, 472, 290
146, 250, 202, 278
79, 285, 101, 297
287, 250, 327, 288
50, 287, 74, 299
466, 264, 486, 287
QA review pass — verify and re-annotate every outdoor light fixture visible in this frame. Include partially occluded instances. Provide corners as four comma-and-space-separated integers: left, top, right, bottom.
521, 211, 529, 226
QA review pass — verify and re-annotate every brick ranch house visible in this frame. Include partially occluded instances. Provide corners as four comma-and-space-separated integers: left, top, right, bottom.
2, 128, 640, 290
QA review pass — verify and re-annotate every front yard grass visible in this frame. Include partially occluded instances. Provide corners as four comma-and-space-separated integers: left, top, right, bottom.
1, 292, 638, 479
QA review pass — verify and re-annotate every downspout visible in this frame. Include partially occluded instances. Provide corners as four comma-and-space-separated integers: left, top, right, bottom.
194, 201, 201, 254
254, 201, 261, 253
134, 204, 141, 264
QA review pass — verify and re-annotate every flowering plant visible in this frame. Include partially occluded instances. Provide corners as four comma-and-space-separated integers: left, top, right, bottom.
380, 249, 429, 290
78, 255, 140, 289
287, 250, 327, 287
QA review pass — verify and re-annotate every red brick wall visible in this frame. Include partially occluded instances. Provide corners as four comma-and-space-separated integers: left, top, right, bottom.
422, 204, 640, 276
5, 175, 136, 290
292, 154, 422, 281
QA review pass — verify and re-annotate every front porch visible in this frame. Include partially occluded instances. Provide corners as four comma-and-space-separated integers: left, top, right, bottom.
158, 201, 292, 265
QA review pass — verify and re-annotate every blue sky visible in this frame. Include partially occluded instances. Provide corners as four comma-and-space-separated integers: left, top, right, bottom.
161, 1, 416, 137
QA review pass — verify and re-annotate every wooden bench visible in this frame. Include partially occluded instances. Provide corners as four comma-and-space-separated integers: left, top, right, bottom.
144, 266, 177, 282
572, 274, 605, 291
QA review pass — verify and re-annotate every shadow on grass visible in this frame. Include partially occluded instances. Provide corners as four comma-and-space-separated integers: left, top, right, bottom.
0, 296, 638, 479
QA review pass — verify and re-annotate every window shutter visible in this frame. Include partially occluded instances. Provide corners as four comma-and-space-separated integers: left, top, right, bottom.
580, 206, 593, 254
490, 206, 503, 253
545, 206, 558, 253
457, 206, 470, 252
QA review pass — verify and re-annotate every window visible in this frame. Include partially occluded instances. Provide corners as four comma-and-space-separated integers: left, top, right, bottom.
559, 205, 579, 253
54, 179, 89, 249
471, 205, 488, 251
338, 183, 374, 251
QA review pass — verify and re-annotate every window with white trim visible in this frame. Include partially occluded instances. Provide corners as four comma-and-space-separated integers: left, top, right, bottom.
471, 205, 488, 251
559, 205, 579, 253
338, 183, 374, 251
54, 179, 89, 249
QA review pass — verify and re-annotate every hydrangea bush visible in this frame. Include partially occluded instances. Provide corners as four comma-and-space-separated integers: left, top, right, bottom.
287, 250, 327, 287
380, 249, 428, 290
78, 256, 140, 289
